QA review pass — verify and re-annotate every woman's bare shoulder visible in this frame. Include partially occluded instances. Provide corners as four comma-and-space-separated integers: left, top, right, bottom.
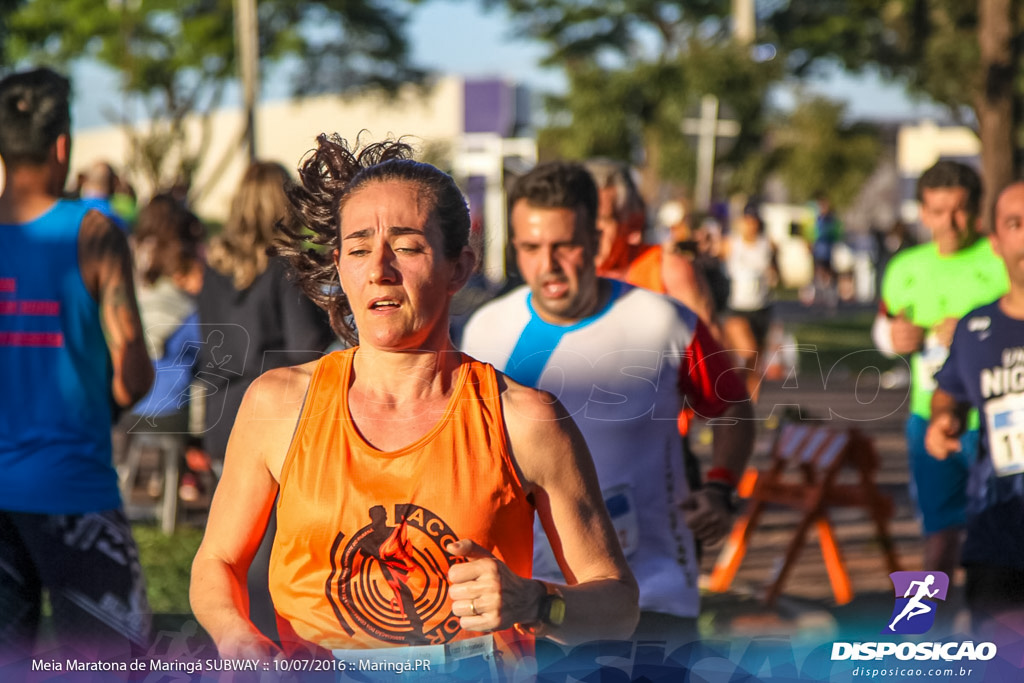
241, 358, 322, 422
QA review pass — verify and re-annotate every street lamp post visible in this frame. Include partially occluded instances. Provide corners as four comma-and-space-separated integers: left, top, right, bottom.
234, 0, 260, 162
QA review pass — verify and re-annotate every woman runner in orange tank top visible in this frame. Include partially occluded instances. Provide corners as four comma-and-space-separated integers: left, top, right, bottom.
189, 135, 639, 673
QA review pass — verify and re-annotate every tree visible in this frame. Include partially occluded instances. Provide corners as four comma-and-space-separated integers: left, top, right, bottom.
764, 0, 1022, 228
3, 0, 425, 200
495, 0, 780, 204
770, 96, 881, 208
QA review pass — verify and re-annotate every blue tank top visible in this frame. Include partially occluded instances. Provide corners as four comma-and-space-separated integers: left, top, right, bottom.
0, 200, 120, 513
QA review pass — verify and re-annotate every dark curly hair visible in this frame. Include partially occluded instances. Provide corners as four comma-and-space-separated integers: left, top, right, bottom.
273, 134, 471, 344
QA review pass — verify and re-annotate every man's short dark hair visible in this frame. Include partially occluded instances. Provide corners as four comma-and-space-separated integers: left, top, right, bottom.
508, 161, 598, 231
0, 68, 71, 167
916, 160, 982, 216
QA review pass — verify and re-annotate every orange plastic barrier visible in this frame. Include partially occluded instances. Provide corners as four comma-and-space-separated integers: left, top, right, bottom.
708, 423, 901, 605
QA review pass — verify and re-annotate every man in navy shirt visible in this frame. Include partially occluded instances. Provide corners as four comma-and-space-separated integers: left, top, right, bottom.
927, 180, 1024, 636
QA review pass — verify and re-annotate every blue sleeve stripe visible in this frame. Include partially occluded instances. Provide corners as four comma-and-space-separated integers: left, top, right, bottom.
505, 316, 570, 387
505, 281, 623, 387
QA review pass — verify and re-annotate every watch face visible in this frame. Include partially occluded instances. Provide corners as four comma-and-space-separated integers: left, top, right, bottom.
547, 595, 567, 627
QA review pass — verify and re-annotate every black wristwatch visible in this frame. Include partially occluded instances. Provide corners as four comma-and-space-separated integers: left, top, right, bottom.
515, 582, 565, 636
704, 481, 738, 513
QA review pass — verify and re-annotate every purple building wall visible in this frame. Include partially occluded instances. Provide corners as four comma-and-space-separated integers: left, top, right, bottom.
463, 79, 515, 136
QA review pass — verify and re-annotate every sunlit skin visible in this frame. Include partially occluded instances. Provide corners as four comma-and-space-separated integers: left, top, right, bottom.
332, 180, 473, 354
990, 181, 1024, 317
737, 213, 761, 242
594, 187, 628, 274
511, 200, 607, 325
919, 186, 978, 256
888, 186, 980, 352
593, 187, 647, 276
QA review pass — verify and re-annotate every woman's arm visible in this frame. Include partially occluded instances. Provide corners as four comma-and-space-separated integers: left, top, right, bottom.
189, 365, 311, 657
447, 377, 639, 645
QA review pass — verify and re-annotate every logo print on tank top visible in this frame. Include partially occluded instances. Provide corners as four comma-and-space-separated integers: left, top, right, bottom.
326, 503, 464, 645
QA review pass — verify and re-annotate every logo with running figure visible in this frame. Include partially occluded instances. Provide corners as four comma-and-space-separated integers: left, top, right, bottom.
326, 504, 465, 646
884, 571, 950, 634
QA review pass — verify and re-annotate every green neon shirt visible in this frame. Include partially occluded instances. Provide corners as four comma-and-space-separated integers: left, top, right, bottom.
881, 237, 1008, 420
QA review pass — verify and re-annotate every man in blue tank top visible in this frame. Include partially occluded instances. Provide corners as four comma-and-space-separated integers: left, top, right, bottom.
0, 68, 154, 658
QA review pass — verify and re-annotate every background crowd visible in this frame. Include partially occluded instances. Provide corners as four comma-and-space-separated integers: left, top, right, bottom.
3, 64, 1022, 679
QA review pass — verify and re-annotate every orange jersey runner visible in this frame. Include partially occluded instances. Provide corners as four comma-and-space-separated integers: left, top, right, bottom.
269, 348, 534, 659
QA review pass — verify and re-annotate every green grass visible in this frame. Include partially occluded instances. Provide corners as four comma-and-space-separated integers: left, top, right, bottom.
133, 523, 204, 615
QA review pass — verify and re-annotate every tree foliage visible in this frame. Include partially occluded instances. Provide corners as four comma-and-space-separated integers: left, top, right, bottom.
501, 0, 1022, 215
496, 0, 779, 202
770, 96, 881, 208
2, 0, 424, 198
764, 0, 1023, 223
764, 0, 982, 114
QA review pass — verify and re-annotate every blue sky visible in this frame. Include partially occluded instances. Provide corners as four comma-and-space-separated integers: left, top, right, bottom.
405, 1, 946, 122
71, 0, 946, 131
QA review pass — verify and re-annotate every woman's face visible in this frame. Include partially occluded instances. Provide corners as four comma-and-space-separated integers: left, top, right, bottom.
333, 179, 469, 351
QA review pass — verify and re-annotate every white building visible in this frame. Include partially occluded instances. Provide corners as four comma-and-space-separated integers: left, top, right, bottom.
70, 75, 535, 283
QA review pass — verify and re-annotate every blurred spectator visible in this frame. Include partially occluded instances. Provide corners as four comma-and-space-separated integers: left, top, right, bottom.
778, 220, 815, 296
885, 218, 918, 256
199, 161, 336, 468
721, 204, 778, 401
111, 173, 139, 228
693, 215, 731, 316
75, 159, 133, 232
198, 160, 336, 644
812, 193, 842, 307
872, 219, 919, 301
123, 195, 206, 500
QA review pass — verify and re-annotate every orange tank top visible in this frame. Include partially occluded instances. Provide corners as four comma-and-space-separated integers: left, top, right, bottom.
269, 348, 534, 654
625, 244, 666, 293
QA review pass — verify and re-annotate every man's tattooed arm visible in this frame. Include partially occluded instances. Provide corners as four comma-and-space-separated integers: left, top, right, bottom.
79, 210, 154, 408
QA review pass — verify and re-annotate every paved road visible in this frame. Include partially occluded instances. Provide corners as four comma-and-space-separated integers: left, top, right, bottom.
695, 299, 926, 640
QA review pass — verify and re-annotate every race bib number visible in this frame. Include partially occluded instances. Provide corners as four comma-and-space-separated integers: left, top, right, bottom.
603, 484, 639, 558
916, 334, 948, 393
984, 392, 1024, 477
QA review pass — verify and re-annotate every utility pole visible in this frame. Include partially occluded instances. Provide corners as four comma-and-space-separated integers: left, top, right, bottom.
733, 0, 756, 46
685, 0, 754, 211
234, 0, 260, 162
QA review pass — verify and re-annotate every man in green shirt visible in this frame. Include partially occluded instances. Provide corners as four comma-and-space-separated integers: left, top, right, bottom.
873, 160, 1008, 581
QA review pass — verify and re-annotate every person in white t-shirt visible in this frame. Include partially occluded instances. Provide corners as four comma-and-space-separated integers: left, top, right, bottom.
721, 204, 777, 400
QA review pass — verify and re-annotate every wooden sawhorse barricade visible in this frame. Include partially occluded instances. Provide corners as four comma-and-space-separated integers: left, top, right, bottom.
708, 423, 901, 605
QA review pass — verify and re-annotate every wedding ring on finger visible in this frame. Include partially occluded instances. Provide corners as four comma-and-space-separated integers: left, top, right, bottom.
470, 599, 478, 616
